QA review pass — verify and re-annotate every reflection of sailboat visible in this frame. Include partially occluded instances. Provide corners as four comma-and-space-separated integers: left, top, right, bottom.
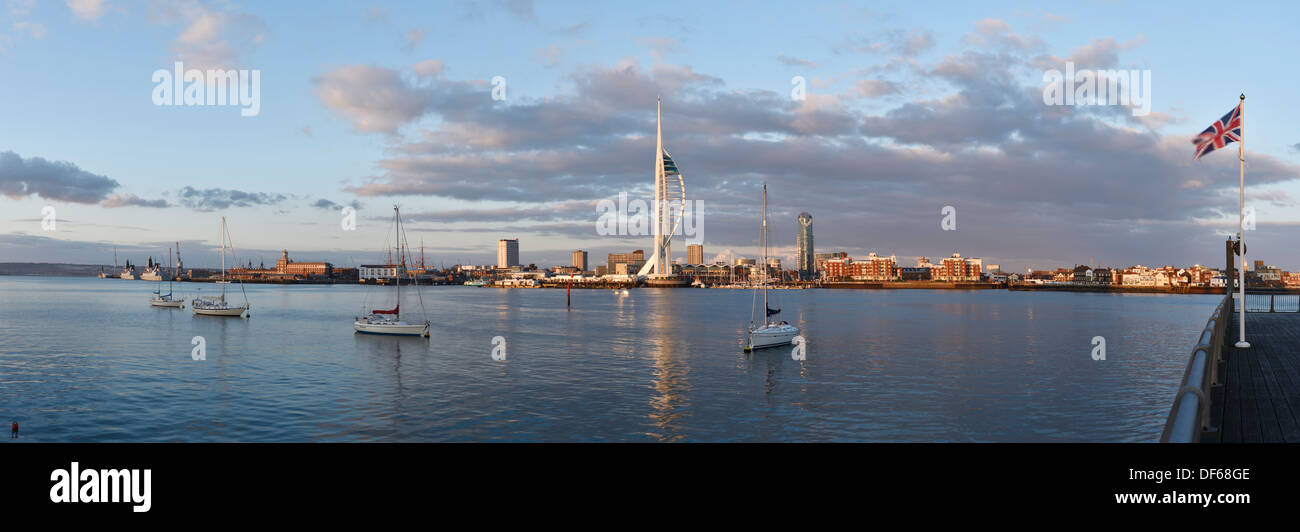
150, 246, 184, 308
355, 206, 430, 337
745, 184, 799, 352
192, 217, 249, 317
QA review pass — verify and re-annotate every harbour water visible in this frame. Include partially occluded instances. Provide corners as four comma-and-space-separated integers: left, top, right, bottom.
0, 277, 1220, 442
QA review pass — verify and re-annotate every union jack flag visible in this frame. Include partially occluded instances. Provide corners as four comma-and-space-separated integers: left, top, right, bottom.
1192, 103, 1242, 160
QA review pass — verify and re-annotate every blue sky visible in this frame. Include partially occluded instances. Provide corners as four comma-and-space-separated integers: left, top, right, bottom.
2, 0, 1298, 271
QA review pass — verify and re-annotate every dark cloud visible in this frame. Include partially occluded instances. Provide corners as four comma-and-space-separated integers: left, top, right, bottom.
311, 198, 362, 210
0, 151, 119, 203
176, 186, 287, 211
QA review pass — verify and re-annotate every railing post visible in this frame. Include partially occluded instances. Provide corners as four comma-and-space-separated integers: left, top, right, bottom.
1270, 294, 1274, 313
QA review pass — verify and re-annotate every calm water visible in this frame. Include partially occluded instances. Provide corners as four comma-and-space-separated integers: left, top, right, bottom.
0, 276, 1220, 442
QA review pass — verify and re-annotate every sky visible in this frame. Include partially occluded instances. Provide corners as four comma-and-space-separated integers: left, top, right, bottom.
1, 0, 1298, 272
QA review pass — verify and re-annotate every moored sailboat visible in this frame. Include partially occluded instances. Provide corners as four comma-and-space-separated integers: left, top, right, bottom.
745, 184, 800, 352
192, 217, 249, 317
355, 206, 429, 337
150, 246, 184, 308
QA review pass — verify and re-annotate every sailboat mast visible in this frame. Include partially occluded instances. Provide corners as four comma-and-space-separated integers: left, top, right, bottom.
220, 217, 227, 297
394, 206, 401, 320
762, 184, 768, 324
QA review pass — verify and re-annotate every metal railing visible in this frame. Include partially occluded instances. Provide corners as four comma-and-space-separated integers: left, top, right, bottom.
1160, 294, 1230, 443
1243, 293, 1300, 312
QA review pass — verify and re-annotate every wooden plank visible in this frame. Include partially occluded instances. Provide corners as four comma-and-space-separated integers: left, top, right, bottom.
1215, 313, 1300, 443
1260, 316, 1300, 442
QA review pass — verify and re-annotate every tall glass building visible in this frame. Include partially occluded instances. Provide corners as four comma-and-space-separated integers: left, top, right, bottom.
796, 212, 814, 280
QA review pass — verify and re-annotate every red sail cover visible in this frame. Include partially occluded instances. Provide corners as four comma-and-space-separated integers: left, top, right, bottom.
372, 305, 399, 315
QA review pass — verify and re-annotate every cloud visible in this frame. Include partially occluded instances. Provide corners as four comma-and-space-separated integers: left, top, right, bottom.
853, 79, 900, 98
175, 186, 286, 211
0, 151, 119, 203
102, 193, 170, 208
836, 29, 935, 58
776, 54, 816, 68
66, 0, 107, 22
535, 44, 562, 67
13, 21, 45, 39
311, 198, 362, 210
555, 21, 587, 35
638, 37, 681, 60
312, 64, 441, 134
413, 59, 443, 78
962, 18, 1044, 52
496, 0, 536, 23
403, 27, 426, 51
153, 0, 269, 70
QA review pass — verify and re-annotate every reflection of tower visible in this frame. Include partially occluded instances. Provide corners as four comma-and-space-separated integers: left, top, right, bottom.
796, 212, 814, 280
639, 97, 686, 284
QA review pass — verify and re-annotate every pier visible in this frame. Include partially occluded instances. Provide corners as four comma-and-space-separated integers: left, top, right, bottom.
1162, 292, 1300, 442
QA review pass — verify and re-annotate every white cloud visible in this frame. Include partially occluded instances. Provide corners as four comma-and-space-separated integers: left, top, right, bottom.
66, 0, 108, 22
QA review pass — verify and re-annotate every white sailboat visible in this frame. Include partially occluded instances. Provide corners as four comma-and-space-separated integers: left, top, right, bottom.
192, 217, 250, 317
745, 184, 800, 352
150, 246, 184, 308
354, 206, 430, 337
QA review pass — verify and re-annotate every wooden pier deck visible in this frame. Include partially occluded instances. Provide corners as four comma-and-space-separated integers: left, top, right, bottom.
1208, 312, 1300, 442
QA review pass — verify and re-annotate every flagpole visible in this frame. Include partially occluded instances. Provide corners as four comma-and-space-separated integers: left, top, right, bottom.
1235, 93, 1250, 349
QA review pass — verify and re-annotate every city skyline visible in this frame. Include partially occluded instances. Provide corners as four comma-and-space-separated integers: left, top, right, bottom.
3, 1, 1300, 272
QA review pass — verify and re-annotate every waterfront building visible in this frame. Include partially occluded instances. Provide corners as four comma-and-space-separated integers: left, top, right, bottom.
608, 250, 645, 273
687, 244, 704, 265
936, 253, 982, 282
849, 252, 899, 281
824, 257, 851, 280
359, 264, 400, 281
229, 250, 333, 280
796, 213, 814, 280
571, 250, 588, 271
815, 252, 847, 277
498, 239, 519, 269
899, 267, 931, 281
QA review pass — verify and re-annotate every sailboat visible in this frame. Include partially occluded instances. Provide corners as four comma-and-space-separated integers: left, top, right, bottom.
745, 184, 800, 352
354, 206, 430, 337
192, 217, 250, 317
149, 246, 184, 308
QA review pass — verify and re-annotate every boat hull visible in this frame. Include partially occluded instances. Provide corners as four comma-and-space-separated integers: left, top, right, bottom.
150, 299, 184, 308
194, 306, 247, 317
354, 320, 429, 336
747, 324, 799, 350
